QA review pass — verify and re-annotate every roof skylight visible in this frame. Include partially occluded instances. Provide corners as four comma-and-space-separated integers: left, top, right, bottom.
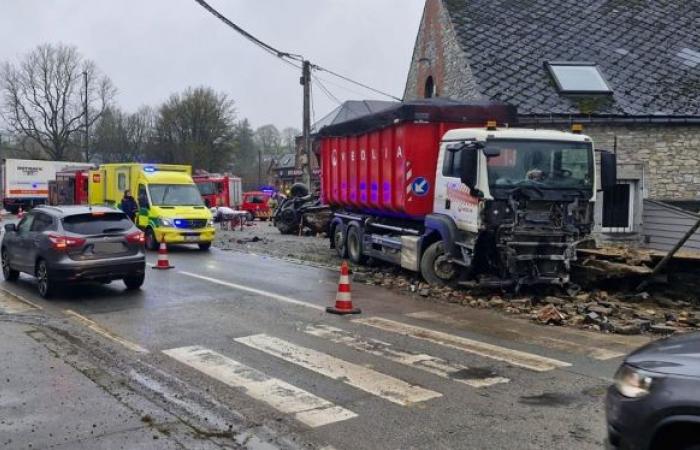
546, 62, 612, 94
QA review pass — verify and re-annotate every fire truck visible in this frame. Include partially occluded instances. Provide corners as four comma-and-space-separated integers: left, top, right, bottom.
48, 167, 93, 206
193, 174, 242, 208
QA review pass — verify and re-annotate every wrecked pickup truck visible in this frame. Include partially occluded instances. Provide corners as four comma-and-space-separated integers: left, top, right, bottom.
318, 100, 617, 291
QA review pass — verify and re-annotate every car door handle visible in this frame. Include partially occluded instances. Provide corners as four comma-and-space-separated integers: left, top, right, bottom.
445, 199, 451, 210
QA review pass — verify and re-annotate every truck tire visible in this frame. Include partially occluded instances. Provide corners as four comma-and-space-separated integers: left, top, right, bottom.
420, 241, 457, 286
275, 205, 298, 235
333, 224, 347, 258
199, 242, 211, 251
145, 228, 159, 251
346, 224, 366, 264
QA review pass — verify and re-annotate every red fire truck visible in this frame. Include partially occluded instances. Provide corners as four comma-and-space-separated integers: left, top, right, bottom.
47, 167, 93, 206
193, 174, 242, 208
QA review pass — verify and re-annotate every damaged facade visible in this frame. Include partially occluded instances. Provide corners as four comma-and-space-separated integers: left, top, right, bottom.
404, 0, 700, 246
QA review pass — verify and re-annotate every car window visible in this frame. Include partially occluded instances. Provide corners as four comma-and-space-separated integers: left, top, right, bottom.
17, 214, 35, 234
62, 212, 133, 235
31, 213, 55, 232
138, 185, 149, 208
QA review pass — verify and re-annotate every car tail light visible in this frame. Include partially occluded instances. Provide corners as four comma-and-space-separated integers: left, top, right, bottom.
126, 231, 145, 245
48, 234, 86, 251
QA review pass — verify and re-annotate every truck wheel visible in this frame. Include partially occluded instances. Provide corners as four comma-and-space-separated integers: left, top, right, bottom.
420, 241, 457, 286
333, 225, 347, 258
145, 228, 159, 251
346, 225, 366, 264
199, 242, 211, 251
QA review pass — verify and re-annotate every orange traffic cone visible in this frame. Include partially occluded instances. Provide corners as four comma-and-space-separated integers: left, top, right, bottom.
17, 207, 24, 219
152, 238, 174, 270
326, 261, 361, 315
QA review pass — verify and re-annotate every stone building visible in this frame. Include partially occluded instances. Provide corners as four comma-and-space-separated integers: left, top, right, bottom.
404, 0, 700, 240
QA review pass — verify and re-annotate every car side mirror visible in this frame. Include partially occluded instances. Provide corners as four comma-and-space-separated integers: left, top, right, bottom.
4, 223, 16, 233
600, 151, 617, 191
460, 144, 480, 191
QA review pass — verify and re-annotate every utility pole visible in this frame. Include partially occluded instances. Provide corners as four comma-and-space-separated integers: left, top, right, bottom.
83, 71, 89, 162
301, 60, 312, 187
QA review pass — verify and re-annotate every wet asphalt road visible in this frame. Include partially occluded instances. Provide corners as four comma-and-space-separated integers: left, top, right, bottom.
0, 245, 653, 450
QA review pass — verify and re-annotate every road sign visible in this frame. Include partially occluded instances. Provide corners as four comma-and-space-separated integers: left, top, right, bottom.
411, 177, 429, 196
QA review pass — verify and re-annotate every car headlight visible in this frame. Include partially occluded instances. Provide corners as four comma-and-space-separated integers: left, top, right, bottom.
207, 219, 214, 227
160, 218, 174, 227
614, 365, 655, 398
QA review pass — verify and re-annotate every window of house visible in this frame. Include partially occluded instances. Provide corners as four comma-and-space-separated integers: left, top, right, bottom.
424, 76, 437, 98
602, 182, 635, 233
546, 62, 612, 94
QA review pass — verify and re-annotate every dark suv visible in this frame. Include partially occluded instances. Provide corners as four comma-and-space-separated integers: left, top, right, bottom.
606, 332, 700, 450
2, 205, 146, 297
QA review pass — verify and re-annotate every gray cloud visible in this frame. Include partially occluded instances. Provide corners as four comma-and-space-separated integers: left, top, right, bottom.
0, 0, 424, 129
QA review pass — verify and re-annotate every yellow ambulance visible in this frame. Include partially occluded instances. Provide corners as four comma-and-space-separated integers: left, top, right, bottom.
89, 164, 215, 250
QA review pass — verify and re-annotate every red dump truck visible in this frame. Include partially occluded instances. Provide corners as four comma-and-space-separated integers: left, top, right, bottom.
319, 100, 617, 290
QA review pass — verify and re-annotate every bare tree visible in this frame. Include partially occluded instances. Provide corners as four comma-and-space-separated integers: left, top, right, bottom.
0, 44, 116, 161
281, 127, 301, 153
93, 106, 154, 163
255, 124, 281, 156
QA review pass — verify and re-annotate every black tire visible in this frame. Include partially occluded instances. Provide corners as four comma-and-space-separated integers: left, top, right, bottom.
346, 224, 366, 264
333, 224, 347, 258
199, 242, 211, 251
420, 241, 458, 286
36, 260, 55, 298
275, 207, 298, 235
145, 228, 159, 251
124, 273, 145, 290
2, 249, 19, 282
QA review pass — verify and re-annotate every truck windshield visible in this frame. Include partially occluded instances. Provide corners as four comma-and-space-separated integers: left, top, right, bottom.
196, 182, 218, 196
486, 139, 593, 191
149, 184, 204, 206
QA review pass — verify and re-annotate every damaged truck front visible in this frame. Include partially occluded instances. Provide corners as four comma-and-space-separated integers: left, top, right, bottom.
320, 101, 617, 290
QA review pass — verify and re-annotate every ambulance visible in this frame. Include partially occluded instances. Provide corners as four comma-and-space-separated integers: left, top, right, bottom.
88, 164, 215, 250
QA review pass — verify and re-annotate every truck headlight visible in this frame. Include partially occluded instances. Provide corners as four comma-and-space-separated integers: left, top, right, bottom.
614, 365, 655, 398
160, 218, 173, 227
207, 219, 214, 228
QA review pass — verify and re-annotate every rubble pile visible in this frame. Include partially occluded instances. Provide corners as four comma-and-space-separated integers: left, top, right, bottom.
352, 267, 700, 336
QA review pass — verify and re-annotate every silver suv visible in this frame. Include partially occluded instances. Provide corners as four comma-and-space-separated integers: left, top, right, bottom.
2, 205, 146, 298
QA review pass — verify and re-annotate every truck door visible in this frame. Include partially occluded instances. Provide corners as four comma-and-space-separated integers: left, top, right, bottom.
434, 144, 480, 233
137, 184, 150, 228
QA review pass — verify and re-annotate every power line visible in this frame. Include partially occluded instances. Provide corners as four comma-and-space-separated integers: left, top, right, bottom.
192, 0, 402, 101
313, 75, 342, 106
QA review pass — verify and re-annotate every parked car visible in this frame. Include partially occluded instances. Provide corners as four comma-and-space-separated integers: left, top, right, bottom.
606, 332, 700, 450
1, 205, 146, 297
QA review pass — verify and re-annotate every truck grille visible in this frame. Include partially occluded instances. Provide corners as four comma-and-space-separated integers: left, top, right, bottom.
175, 219, 208, 229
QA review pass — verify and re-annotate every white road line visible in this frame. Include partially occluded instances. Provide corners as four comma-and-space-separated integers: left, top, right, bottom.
303, 324, 509, 388
407, 311, 625, 361
179, 271, 325, 312
163, 346, 356, 428
63, 310, 149, 354
355, 317, 571, 372
235, 334, 442, 406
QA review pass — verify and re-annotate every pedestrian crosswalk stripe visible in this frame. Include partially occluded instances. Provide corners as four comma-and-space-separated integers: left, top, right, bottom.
407, 311, 625, 361
163, 346, 357, 428
354, 317, 571, 372
235, 334, 442, 406
303, 324, 509, 388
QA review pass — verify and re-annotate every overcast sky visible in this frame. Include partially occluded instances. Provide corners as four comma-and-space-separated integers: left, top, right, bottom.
0, 0, 425, 131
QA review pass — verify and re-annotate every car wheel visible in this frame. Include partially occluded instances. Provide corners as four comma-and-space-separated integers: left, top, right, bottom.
198, 242, 211, 251
145, 228, 159, 251
346, 224, 366, 264
420, 241, 457, 286
36, 260, 54, 298
123, 273, 145, 290
2, 249, 19, 282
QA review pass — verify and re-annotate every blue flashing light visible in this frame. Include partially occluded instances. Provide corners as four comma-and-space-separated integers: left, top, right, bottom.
174, 219, 183, 227
144, 166, 157, 173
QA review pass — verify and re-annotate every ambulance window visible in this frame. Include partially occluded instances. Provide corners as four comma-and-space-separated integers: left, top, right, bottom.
118, 173, 127, 191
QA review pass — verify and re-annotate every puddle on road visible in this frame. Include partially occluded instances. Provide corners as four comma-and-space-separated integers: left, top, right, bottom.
518, 392, 577, 407
449, 367, 498, 380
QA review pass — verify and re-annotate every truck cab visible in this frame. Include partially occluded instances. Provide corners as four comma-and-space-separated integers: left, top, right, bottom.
89, 164, 215, 251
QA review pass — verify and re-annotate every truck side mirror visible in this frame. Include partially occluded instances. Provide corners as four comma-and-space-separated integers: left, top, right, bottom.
460, 145, 480, 191
600, 151, 617, 191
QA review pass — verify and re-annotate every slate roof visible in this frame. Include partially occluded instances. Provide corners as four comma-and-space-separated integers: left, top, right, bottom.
442, 0, 700, 117
272, 153, 296, 169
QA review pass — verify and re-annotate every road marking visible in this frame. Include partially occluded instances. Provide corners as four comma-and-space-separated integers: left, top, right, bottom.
407, 311, 625, 361
236, 334, 441, 406
303, 324, 509, 388
0, 291, 38, 314
179, 271, 325, 312
63, 310, 149, 354
0, 287, 43, 311
355, 317, 571, 372
163, 346, 356, 428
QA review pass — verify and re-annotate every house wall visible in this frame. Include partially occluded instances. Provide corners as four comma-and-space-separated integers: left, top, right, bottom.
643, 199, 700, 253
404, 0, 482, 101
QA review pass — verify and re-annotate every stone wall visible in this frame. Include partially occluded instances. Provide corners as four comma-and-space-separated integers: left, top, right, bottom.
583, 124, 700, 200
404, 0, 482, 101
